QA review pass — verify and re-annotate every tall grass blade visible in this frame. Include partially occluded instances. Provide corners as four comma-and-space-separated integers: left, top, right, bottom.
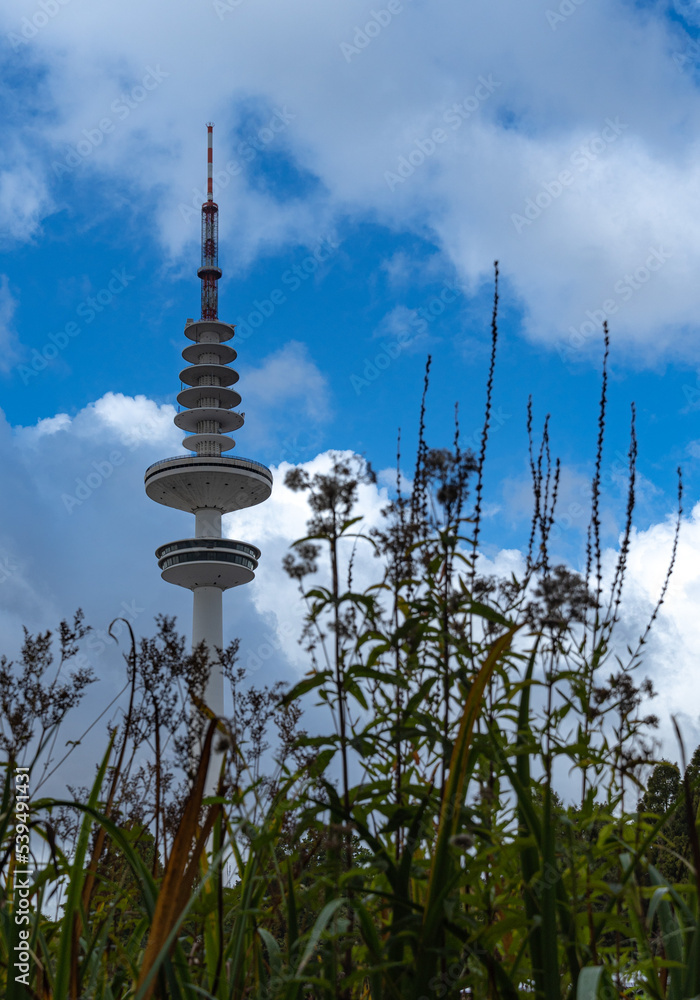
417, 627, 516, 994
53, 731, 115, 1000
136, 717, 221, 1000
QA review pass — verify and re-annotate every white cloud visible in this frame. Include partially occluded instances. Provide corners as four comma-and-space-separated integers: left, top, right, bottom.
18, 412, 71, 444
242, 340, 332, 441
600, 502, 700, 755
224, 450, 389, 671
371, 304, 436, 354
87, 392, 180, 448
0, 1, 699, 360
224, 451, 700, 774
1, 382, 700, 785
14, 391, 181, 451
476, 546, 528, 583
673, 1, 700, 29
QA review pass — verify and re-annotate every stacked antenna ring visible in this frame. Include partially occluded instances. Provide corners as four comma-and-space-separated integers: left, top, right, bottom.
175, 318, 243, 456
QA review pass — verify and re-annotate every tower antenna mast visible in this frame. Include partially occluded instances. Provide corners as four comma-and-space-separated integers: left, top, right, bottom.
198, 123, 220, 321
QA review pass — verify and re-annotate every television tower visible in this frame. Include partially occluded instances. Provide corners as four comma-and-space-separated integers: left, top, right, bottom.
145, 124, 272, 783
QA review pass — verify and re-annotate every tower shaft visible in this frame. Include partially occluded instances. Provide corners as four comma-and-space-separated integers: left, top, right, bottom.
193, 586, 223, 714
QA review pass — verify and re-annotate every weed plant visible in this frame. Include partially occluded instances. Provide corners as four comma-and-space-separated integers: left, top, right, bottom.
1, 265, 697, 999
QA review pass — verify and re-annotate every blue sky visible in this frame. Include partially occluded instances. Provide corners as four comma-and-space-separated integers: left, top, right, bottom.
2, 0, 700, 784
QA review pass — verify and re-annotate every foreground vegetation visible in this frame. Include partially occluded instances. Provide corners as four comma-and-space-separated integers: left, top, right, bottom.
2, 271, 698, 998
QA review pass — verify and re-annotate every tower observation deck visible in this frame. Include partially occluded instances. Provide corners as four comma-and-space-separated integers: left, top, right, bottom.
145, 124, 272, 781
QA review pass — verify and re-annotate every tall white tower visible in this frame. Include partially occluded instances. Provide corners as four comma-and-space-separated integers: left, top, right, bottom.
145, 124, 272, 774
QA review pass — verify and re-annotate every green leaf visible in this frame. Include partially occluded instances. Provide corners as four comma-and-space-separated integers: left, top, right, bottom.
295, 898, 347, 975
258, 927, 282, 978
303, 586, 332, 602
418, 626, 518, 994
349, 664, 405, 686
309, 748, 336, 778
340, 515, 365, 533
365, 641, 392, 670
344, 676, 368, 710
576, 966, 616, 999
286, 858, 299, 963
466, 600, 515, 628
281, 670, 332, 706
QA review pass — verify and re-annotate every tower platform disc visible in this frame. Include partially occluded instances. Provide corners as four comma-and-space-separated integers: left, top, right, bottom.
176, 385, 242, 410
181, 342, 237, 365
156, 536, 260, 589
179, 363, 240, 387
184, 318, 234, 343
174, 407, 244, 434
145, 455, 273, 513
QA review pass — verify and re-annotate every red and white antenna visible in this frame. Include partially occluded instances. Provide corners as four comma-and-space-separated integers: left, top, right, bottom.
198, 122, 220, 319
207, 122, 214, 202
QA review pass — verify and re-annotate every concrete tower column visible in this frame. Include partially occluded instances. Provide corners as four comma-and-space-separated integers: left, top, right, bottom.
193, 584, 224, 795
192, 584, 224, 715
195, 508, 222, 537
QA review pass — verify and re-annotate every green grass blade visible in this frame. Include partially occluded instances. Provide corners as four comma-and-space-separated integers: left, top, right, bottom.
418, 627, 517, 994
540, 781, 562, 999
53, 732, 115, 1000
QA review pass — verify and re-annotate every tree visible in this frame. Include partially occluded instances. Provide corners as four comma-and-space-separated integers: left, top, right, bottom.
639, 750, 700, 886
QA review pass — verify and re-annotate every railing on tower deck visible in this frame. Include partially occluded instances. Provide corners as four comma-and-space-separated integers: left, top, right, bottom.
144, 455, 273, 484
